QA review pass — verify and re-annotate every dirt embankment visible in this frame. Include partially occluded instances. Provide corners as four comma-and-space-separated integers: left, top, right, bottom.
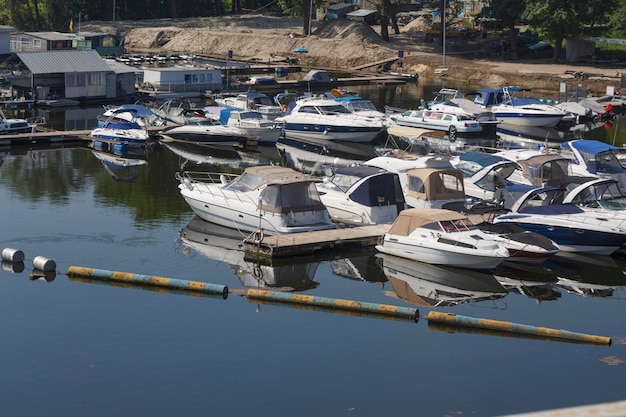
81, 14, 620, 96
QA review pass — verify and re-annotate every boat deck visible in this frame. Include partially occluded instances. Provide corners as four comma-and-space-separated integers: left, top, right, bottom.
243, 224, 390, 259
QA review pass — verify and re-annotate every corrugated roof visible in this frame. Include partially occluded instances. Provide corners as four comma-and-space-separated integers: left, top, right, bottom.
104, 59, 140, 74
16, 50, 113, 74
23, 32, 74, 41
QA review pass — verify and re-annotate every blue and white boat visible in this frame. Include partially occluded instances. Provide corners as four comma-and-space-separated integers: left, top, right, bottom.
493, 186, 626, 255
470, 86, 572, 128
560, 139, 626, 191
275, 97, 386, 143
90, 108, 150, 146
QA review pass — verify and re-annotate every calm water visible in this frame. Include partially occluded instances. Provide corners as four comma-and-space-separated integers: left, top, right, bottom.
1, 83, 626, 417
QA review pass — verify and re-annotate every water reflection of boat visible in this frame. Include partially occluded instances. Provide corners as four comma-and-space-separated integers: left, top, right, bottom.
160, 139, 245, 168
89, 144, 148, 182
543, 252, 626, 298
378, 253, 508, 307
496, 122, 567, 148
329, 253, 387, 283
492, 262, 561, 302
180, 216, 319, 291
276, 136, 380, 175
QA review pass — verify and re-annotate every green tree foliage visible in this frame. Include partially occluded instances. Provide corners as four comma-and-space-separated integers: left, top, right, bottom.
523, 0, 616, 62
486, 0, 525, 59
608, 0, 626, 37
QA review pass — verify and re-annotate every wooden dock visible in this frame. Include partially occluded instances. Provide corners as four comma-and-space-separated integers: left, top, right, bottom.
243, 224, 390, 259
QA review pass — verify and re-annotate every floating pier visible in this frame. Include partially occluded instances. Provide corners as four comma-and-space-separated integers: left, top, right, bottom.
243, 224, 389, 258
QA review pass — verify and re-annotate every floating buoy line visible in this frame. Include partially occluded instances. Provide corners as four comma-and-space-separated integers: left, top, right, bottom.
0, 247, 613, 345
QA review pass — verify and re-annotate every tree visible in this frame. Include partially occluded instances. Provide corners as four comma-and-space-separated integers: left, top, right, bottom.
523, 0, 616, 62
488, 0, 525, 59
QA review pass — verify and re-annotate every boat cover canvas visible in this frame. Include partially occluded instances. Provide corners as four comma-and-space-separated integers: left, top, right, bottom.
388, 208, 467, 236
405, 168, 465, 202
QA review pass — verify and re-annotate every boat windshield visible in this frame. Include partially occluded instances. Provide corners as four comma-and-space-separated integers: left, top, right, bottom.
239, 112, 264, 120
326, 172, 361, 192
225, 172, 267, 191
315, 104, 352, 115
344, 100, 377, 112
589, 149, 626, 173
438, 218, 477, 233
570, 181, 626, 210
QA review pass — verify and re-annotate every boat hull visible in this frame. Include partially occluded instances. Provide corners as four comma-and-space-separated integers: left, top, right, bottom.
282, 123, 383, 143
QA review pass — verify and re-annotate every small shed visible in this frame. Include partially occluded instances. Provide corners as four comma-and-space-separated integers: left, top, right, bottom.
326, 3, 357, 20
74, 32, 124, 57
104, 59, 139, 99
142, 67, 222, 93
346, 9, 377, 25
11, 32, 74, 52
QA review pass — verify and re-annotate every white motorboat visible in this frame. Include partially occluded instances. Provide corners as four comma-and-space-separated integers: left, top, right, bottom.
560, 139, 626, 191
0, 108, 36, 135
160, 118, 252, 148
316, 165, 406, 225
221, 109, 282, 144
378, 253, 508, 307
176, 165, 335, 235
562, 178, 626, 215
492, 186, 626, 255
275, 97, 386, 143
90, 108, 150, 146
100, 103, 165, 127
376, 208, 510, 269
391, 109, 482, 138
180, 216, 320, 291
214, 90, 284, 120
471, 86, 572, 128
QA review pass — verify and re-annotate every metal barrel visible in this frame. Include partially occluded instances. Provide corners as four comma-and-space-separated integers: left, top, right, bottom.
1, 248, 25, 263
246, 289, 419, 322
425, 311, 611, 345
66, 266, 228, 297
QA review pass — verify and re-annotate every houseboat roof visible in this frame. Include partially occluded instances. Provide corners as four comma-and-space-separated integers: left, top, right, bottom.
15, 50, 113, 74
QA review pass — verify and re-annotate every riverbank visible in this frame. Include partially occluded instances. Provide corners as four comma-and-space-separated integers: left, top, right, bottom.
81, 14, 623, 96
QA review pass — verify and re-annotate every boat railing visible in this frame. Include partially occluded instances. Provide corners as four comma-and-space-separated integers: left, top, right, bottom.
176, 171, 257, 205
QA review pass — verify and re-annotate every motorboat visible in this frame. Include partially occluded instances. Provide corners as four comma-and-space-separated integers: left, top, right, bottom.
214, 90, 284, 120
390, 109, 483, 138
180, 216, 320, 291
376, 208, 510, 269
331, 94, 396, 127
159, 118, 253, 148
219, 109, 282, 144
378, 253, 508, 307
100, 103, 165, 127
0, 108, 35, 135
449, 151, 522, 207
89, 108, 150, 146
275, 97, 386, 143
470, 86, 573, 128
492, 186, 626, 255
316, 165, 406, 225
560, 139, 626, 191
363, 154, 464, 209
154, 98, 220, 126
494, 148, 596, 189
176, 165, 335, 235
562, 178, 626, 215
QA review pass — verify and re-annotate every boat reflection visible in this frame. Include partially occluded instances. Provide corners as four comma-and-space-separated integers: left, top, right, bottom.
179, 216, 319, 291
276, 136, 381, 175
329, 252, 388, 283
544, 252, 626, 298
89, 142, 148, 182
493, 262, 561, 302
377, 253, 508, 308
161, 140, 281, 170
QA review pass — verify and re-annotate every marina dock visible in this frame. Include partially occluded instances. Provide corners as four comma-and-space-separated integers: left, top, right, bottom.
243, 224, 390, 259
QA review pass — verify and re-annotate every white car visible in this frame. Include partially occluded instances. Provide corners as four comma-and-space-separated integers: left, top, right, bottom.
391, 110, 483, 137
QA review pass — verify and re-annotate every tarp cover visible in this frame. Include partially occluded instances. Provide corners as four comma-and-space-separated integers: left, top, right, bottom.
388, 208, 466, 236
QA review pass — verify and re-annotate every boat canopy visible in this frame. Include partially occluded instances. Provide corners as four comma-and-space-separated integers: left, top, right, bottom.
259, 182, 327, 214
405, 168, 465, 202
562, 139, 626, 174
517, 154, 575, 186
388, 208, 467, 236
